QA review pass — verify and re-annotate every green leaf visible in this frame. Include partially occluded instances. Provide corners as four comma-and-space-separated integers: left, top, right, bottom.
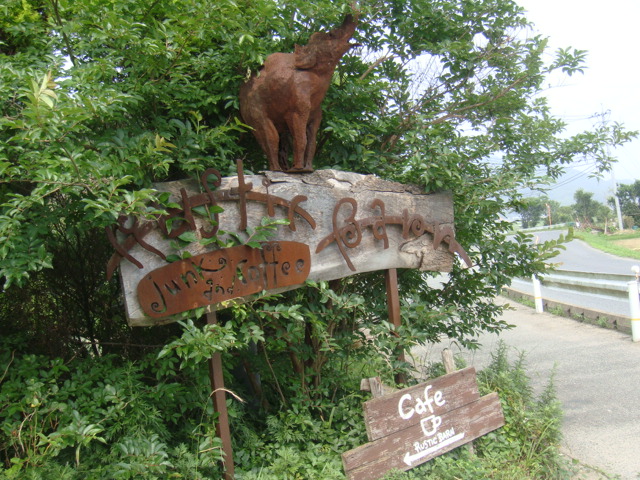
177, 231, 198, 244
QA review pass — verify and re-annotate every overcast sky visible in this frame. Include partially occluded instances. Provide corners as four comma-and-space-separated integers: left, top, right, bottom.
516, 0, 640, 184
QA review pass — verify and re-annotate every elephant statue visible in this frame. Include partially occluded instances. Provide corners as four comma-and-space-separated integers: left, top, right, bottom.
239, 14, 359, 172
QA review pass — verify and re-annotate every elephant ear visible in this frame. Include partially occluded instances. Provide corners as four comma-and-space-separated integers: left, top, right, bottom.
294, 44, 316, 69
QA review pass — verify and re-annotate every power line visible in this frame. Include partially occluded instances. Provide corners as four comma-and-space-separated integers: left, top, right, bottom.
547, 164, 599, 190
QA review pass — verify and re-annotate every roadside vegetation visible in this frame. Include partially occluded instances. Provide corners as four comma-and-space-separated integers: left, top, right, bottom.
517, 184, 640, 260
574, 230, 640, 260
517, 181, 640, 236
1, 335, 570, 479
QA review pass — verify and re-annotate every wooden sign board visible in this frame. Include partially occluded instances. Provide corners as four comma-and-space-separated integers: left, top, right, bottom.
108, 163, 470, 326
342, 368, 504, 480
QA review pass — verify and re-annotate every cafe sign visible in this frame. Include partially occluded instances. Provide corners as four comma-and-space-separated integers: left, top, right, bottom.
342, 367, 505, 479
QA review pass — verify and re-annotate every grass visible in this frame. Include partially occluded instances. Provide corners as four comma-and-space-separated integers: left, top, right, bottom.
503, 290, 622, 333
573, 230, 640, 260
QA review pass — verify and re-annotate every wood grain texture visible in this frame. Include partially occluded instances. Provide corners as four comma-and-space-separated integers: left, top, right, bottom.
343, 393, 505, 480
115, 169, 460, 325
362, 367, 479, 441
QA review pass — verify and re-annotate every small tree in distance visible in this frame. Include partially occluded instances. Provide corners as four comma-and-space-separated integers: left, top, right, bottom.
572, 188, 613, 228
550, 200, 576, 225
616, 180, 640, 227
517, 196, 547, 229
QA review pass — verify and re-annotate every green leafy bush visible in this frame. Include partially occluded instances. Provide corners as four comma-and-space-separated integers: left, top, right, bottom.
2, 332, 567, 479
2, 0, 637, 357
0, 335, 223, 479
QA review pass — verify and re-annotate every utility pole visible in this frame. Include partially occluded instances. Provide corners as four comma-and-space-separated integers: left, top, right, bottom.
594, 110, 624, 231
611, 169, 624, 230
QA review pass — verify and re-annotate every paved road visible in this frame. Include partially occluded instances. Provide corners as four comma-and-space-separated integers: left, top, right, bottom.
530, 230, 639, 274
513, 230, 639, 317
413, 298, 640, 479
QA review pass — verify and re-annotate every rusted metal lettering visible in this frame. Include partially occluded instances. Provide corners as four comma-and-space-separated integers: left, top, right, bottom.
137, 241, 310, 318
110, 168, 471, 325
317, 198, 472, 271
106, 160, 316, 279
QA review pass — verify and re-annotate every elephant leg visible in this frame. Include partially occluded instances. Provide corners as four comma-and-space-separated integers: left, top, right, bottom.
253, 120, 281, 171
288, 113, 308, 171
303, 111, 322, 171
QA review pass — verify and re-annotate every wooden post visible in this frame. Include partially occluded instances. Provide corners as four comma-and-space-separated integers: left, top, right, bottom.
361, 377, 396, 398
441, 348, 456, 374
385, 269, 406, 385
207, 311, 235, 479
441, 348, 475, 455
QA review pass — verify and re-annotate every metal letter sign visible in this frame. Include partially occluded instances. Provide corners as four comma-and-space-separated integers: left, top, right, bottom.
106, 163, 476, 480
137, 241, 311, 318
108, 161, 471, 325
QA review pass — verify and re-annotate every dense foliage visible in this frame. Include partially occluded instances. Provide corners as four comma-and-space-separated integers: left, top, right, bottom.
0, 0, 635, 477
1, 334, 565, 479
0, 334, 224, 478
1, 0, 636, 348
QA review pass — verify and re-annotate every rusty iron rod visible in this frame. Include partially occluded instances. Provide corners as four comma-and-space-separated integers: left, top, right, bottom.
206, 311, 235, 479
385, 268, 406, 385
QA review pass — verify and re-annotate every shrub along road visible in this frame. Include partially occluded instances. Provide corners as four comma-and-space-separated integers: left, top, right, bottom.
414, 298, 640, 479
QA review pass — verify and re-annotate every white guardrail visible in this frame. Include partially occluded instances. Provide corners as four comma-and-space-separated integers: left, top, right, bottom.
530, 269, 640, 342
540, 270, 632, 299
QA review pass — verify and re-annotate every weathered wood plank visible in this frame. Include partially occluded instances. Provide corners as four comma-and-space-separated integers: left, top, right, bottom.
343, 392, 505, 480
362, 367, 480, 441
360, 377, 397, 398
112, 168, 469, 326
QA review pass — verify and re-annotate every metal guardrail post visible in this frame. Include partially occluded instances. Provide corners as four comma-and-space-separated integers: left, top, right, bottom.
532, 275, 544, 313
520, 269, 640, 335
629, 267, 640, 342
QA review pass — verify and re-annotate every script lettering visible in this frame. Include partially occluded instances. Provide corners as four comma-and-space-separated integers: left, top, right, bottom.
106, 160, 316, 279
136, 241, 311, 318
316, 198, 472, 271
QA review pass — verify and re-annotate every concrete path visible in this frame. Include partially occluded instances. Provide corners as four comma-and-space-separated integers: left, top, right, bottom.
412, 298, 640, 479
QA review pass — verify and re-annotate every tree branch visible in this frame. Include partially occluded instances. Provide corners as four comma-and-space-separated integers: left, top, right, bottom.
48, 0, 78, 67
359, 54, 393, 81
381, 73, 530, 152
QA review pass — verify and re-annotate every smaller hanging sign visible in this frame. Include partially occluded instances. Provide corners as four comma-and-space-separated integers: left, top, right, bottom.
137, 241, 311, 318
342, 367, 504, 480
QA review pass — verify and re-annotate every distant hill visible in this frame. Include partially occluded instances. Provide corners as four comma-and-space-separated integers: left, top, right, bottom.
541, 168, 635, 205
511, 168, 635, 222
